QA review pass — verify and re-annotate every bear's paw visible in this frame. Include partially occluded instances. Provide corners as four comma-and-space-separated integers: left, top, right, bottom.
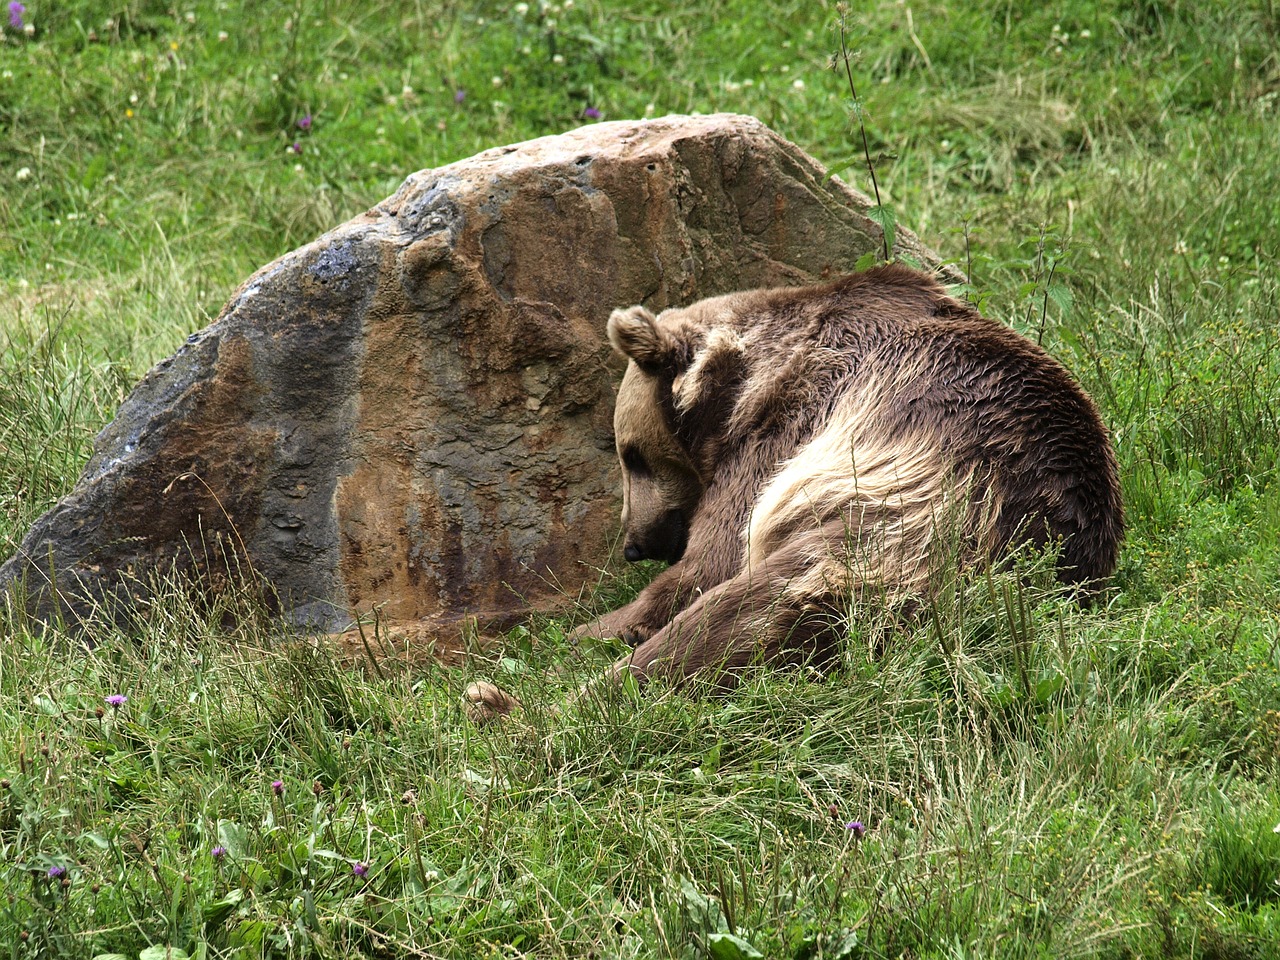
463, 681, 522, 724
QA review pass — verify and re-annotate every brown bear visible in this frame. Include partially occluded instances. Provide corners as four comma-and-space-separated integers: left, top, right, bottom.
465, 264, 1123, 719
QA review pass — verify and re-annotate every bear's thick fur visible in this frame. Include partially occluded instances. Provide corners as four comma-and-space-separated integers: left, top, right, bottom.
466, 264, 1123, 718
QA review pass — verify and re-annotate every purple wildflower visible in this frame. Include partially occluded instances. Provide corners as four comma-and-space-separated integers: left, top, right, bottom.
8, 2, 24, 30
211, 846, 227, 860
845, 820, 866, 839
352, 861, 369, 877
583, 106, 601, 120
47, 865, 66, 879
454, 88, 466, 104
297, 114, 312, 131
271, 779, 284, 796
288, 141, 302, 154
105, 694, 127, 709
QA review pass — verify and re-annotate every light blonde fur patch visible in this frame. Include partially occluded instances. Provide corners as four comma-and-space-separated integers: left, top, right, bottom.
743, 376, 1000, 603
674, 326, 746, 413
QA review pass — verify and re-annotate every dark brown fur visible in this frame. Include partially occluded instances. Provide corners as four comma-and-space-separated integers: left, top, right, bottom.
465, 265, 1123, 718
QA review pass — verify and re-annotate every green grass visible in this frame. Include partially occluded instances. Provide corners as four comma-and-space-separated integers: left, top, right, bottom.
3, 0, 1280, 957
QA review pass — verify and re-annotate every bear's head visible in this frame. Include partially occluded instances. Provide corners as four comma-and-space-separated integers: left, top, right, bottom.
605, 300, 748, 565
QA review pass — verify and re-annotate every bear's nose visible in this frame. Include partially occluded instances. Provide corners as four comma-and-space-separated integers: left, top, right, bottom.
623, 544, 643, 562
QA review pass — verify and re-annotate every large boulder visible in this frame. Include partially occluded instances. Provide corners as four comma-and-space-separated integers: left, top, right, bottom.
1, 113, 953, 646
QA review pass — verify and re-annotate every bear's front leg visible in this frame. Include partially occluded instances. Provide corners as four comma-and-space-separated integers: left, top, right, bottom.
606, 557, 843, 690
570, 557, 714, 645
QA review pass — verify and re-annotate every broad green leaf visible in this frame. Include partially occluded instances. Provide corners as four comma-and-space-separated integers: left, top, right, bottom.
201, 888, 245, 925
678, 877, 725, 932
1034, 673, 1066, 704
216, 820, 249, 859
867, 204, 897, 254
139, 948, 190, 960
855, 250, 881, 272
1047, 282, 1074, 317
706, 932, 764, 959
79, 831, 112, 850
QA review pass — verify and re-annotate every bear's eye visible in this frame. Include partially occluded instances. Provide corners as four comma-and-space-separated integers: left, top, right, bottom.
621, 446, 650, 476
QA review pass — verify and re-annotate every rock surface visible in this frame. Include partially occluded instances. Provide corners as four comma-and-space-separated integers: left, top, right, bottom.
1, 113, 953, 643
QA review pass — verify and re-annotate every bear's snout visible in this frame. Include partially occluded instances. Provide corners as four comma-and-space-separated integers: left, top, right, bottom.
622, 509, 689, 566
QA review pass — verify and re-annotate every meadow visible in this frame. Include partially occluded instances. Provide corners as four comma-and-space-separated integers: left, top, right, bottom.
2, 0, 1279, 957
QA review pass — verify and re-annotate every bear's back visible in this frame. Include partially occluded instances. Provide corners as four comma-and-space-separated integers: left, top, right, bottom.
723, 265, 1122, 589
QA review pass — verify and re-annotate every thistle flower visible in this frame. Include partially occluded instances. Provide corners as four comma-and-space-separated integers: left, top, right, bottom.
454, 88, 466, 104
297, 114, 312, 131
583, 106, 601, 120
105, 694, 127, 709
47, 865, 66, 879
352, 861, 369, 877
272, 779, 284, 796
8, 2, 24, 30
845, 820, 866, 838
211, 846, 227, 860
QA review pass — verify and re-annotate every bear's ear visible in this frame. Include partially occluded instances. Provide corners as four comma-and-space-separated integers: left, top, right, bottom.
607, 305, 678, 372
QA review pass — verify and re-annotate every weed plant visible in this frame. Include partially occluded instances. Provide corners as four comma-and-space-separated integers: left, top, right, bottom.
3, 1, 1280, 957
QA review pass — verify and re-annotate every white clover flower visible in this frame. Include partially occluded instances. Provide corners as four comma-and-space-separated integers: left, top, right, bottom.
217, 30, 228, 41
16, 167, 32, 181
552, 53, 564, 64
185, 11, 195, 22
491, 75, 503, 86
515, 1, 528, 13
792, 78, 805, 90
